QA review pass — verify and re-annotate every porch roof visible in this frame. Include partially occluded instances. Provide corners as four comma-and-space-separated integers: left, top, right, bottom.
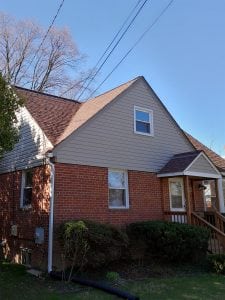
158, 150, 221, 179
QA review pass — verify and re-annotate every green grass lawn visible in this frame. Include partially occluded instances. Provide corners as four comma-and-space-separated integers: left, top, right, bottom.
1, 262, 225, 300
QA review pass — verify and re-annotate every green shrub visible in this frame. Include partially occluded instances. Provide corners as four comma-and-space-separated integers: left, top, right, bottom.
106, 271, 120, 282
207, 254, 225, 274
127, 221, 209, 263
58, 220, 129, 270
58, 220, 89, 280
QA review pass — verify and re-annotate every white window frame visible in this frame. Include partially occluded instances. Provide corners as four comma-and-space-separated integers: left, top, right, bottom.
169, 177, 186, 212
134, 106, 154, 137
108, 169, 129, 209
20, 169, 33, 209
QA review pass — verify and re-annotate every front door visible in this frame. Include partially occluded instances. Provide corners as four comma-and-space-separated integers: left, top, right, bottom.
169, 178, 186, 211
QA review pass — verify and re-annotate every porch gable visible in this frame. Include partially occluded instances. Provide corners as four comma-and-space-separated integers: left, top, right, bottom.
185, 153, 221, 178
158, 151, 221, 179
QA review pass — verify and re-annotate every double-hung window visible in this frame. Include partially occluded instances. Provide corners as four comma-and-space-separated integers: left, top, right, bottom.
134, 106, 153, 136
169, 178, 185, 211
108, 170, 129, 209
20, 169, 33, 208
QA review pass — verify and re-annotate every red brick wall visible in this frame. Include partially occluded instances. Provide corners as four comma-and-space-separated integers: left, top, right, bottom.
1, 162, 166, 270
54, 163, 163, 227
161, 178, 170, 213
0, 166, 50, 268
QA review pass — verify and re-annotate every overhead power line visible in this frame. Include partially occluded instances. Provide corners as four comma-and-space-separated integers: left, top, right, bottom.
60, 0, 144, 98
36, 0, 65, 54
22, 0, 65, 77
75, 0, 149, 100
92, 0, 144, 71
88, 0, 174, 99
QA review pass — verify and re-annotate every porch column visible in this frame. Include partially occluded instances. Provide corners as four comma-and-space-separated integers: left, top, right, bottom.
217, 178, 225, 213
184, 176, 192, 223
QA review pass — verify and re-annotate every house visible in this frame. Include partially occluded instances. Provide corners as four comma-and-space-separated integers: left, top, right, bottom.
1, 76, 225, 271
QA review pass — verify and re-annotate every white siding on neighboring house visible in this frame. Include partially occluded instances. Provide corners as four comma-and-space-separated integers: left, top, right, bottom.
53, 79, 194, 172
0, 107, 53, 173
187, 155, 219, 175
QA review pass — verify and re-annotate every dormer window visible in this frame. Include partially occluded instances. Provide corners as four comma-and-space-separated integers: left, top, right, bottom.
134, 106, 153, 136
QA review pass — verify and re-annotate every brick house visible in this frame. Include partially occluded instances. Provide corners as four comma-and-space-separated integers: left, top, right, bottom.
1, 76, 225, 271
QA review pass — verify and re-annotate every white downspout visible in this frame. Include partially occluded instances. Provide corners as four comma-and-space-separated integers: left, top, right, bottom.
47, 157, 55, 273
217, 177, 225, 213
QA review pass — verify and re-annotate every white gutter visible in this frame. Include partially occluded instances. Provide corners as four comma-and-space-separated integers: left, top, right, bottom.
47, 157, 55, 273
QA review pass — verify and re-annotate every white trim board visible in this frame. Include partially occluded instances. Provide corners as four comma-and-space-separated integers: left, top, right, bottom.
158, 171, 221, 179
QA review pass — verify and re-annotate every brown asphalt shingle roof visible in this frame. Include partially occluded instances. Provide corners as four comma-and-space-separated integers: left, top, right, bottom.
185, 132, 225, 172
159, 151, 201, 174
15, 77, 139, 146
15, 87, 81, 145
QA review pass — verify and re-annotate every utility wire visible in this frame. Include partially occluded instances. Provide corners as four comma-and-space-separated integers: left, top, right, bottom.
60, 0, 144, 98
88, 0, 174, 99
93, 0, 144, 70
76, 0, 149, 100
21, 0, 65, 78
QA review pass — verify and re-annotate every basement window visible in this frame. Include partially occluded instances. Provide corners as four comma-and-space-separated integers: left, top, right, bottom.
20, 169, 33, 208
134, 106, 154, 136
108, 169, 129, 209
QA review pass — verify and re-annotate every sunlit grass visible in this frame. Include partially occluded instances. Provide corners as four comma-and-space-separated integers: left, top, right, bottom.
1, 262, 225, 299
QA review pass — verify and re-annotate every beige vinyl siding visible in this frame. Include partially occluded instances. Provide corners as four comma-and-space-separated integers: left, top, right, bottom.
53, 79, 194, 172
54, 79, 194, 172
0, 107, 53, 173
187, 155, 218, 175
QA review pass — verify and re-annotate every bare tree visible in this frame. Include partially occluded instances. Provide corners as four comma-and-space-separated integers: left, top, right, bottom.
0, 12, 94, 99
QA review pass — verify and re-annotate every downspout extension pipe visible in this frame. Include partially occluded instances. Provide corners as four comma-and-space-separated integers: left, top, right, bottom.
47, 156, 55, 273
50, 271, 140, 300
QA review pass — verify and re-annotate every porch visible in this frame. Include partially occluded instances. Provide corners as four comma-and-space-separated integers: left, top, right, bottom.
158, 150, 225, 254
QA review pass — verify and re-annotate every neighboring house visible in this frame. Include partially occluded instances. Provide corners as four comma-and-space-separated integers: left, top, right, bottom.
1, 76, 225, 271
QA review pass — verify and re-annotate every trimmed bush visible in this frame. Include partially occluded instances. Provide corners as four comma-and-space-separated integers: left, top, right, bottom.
207, 254, 225, 274
127, 221, 209, 263
58, 220, 129, 270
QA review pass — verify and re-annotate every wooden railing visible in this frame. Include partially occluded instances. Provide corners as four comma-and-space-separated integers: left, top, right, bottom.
191, 212, 225, 254
211, 206, 225, 233
164, 211, 187, 224
204, 207, 225, 233
204, 212, 216, 227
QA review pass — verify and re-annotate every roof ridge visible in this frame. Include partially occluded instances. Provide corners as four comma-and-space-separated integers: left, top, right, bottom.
14, 77, 141, 104
14, 85, 81, 104
89, 76, 142, 101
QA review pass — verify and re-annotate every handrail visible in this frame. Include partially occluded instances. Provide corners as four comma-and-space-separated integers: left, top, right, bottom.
191, 212, 225, 254
212, 205, 225, 232
192, 212, 225, 236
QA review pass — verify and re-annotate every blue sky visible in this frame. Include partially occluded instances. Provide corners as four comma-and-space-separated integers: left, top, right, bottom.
1, 0, 225, 156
